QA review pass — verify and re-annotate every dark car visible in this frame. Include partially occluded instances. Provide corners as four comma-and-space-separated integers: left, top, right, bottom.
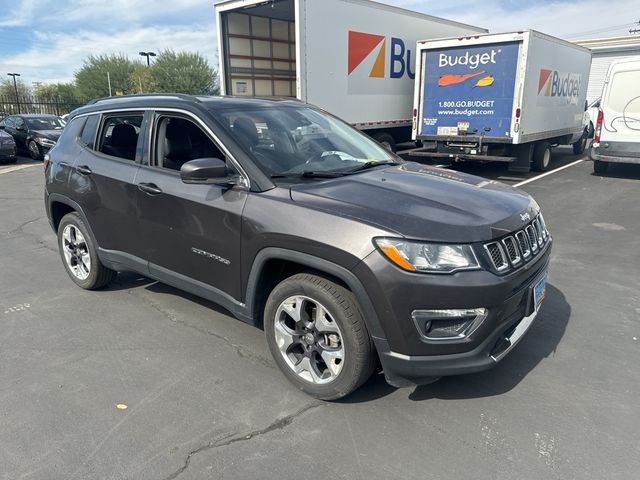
0, 114, 64, 160
0, 127, 17, 163
44, 94, 551, 400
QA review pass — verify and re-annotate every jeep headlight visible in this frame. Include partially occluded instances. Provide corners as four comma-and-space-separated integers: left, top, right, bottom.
374, 238, 480, 273
36, 137, 56, 147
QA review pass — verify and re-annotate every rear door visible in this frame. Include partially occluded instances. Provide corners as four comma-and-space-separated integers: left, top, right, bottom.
133, 110, 248, 300
67, 111, 145, 255
600, 63, 640, 146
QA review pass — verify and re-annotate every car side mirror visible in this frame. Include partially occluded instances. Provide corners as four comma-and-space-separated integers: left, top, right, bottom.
584, 100, 588, 111
16, 125, 25, 131
180, 157, 237, 185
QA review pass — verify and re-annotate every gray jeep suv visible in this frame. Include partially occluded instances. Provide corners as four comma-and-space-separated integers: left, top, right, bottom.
44, 94, 551, 399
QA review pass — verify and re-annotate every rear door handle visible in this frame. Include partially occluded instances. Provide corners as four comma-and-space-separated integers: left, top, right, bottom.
138, 182, 163, 195
75, 165, 92, 175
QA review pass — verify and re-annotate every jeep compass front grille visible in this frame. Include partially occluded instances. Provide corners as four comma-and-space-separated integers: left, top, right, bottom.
483, 214, 550, 274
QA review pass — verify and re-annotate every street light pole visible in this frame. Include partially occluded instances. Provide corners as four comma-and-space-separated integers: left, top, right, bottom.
7, 73, 21, 113
139, 51, 156, 67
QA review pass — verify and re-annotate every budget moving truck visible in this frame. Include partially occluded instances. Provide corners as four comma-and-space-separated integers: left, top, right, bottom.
411, 30, 592, 171
214, 0, 486, 151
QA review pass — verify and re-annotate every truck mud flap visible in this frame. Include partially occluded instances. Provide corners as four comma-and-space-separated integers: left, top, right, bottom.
508, 144, 533, 173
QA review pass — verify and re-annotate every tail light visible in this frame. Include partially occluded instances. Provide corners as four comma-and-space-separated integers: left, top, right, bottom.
594, 110, 604, 142
43, 153, 50, 170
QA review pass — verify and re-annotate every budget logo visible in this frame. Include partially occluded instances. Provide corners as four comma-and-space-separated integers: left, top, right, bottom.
538, 69, 581, 98
347, 30, 414, 80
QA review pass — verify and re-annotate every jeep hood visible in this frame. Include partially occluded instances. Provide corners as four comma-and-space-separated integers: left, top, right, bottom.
289, 162, 538, 243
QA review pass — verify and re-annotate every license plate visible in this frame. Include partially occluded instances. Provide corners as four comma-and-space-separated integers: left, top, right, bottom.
533, 272, 547, 311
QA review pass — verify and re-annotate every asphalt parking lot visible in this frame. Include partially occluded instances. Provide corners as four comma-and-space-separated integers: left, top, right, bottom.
1, 151, 639, 479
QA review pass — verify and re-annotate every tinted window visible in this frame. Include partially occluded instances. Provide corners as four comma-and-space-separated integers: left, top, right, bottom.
79, 115, 99, 149
2, 116, 14, 127
14, 117, 24, 128
98, 114, 143, 161
25, 116, 64, 131
154, 116, 225, 171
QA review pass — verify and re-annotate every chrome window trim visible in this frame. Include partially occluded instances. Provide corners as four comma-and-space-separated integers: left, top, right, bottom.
71, 107, 250, 189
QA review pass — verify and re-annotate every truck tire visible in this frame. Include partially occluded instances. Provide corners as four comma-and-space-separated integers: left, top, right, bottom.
593, 160, 609, 174
372, 132, 396, 153
572, 129, 588, 155
532, 142, 551, 172
264, 273, 376, 400
57, 212, 117, 290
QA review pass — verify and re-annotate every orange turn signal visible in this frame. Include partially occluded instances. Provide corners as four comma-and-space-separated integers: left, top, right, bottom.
379, 244, 416, 272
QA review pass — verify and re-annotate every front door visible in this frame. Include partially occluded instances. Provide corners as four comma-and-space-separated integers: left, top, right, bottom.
134, 112, 247, 300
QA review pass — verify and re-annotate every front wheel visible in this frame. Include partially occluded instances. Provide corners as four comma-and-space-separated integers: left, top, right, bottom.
57, 212, 117, 289
264, 273, 376, 400
28, 140, 42, 160
572, 129, 588, 155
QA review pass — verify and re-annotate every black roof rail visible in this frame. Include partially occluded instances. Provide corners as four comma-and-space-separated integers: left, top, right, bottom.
86, 93, 202, 105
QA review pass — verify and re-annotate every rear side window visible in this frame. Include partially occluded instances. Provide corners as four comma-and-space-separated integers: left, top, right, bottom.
98, 114, 143, 161
79, 115, 99, 149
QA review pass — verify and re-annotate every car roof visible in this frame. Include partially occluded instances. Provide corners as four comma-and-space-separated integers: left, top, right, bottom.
15, 114, 60, 118
70, 94, 305, 117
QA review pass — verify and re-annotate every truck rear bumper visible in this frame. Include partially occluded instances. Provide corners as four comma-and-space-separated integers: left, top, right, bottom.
590, 142, 640, 164
408, 150, 516, 163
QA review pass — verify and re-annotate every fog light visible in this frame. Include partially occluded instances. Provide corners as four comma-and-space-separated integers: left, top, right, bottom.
412, 308, 487, 340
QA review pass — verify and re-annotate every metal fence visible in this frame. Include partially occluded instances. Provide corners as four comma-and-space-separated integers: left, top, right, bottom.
0, 95, 86, 117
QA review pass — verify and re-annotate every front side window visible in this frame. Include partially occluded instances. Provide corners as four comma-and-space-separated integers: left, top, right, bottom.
154, 115, 226, 171
98, 114, 143, 161
215, 106, 396, 176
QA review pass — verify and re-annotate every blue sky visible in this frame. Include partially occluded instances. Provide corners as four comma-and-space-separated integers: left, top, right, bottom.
0, 0, 637, 84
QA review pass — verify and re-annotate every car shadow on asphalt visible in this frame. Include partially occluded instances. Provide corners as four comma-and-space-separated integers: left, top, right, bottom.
591, 163, 640, 180
340, 284, 571, 404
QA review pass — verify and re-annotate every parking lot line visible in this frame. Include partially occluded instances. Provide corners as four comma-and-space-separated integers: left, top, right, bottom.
0, 163, 40, 175
513, 159, 584, 187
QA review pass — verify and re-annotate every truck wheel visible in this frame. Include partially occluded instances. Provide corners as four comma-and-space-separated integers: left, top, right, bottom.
264, 273, 376, 400
593, 160, 609, 174
57, 212, 117, 290
572, 129, 588, 155
372, 132, 396, 152
532, 142, 551, 172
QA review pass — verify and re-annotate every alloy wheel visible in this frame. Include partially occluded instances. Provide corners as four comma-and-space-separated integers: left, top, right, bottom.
61, 224, 91, 280
273, 295, 344, 384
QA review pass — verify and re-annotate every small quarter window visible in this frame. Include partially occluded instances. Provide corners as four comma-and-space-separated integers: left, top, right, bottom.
79, 115, 99, 149
98, 114, 143, 161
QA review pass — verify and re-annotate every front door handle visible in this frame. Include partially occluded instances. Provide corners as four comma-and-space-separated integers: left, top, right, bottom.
75, 165, 92, 175
138, 182, 163, 195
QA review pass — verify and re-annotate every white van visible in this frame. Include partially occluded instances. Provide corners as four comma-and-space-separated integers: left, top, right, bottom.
590, 58, 640, 174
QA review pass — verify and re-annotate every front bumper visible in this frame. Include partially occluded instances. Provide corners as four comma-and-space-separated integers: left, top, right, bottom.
0, 143, 16, 159
354, 239, 551, 387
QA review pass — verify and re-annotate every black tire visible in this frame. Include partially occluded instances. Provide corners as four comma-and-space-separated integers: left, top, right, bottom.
264, 273, 376, 400
372, 132, 396, 153
593, 160, 609, 174
2, 157, 18, 164
28, 140, 42, 160
57, 212, 116, 290
572, 129, 588, 155
532, 142, 551, 172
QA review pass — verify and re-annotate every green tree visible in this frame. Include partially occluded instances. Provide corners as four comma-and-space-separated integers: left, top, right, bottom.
127, 65, 159, 94
75, 54, 137, 99
151, 50, 218, 95
0, 78, 31, 98
33, 82, 82, 103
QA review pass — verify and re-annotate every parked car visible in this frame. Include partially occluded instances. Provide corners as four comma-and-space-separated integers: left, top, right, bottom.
0, 114, 65, 160
45, 94, 551, 399
0, 126, 17, 163
590, 58, 640, 174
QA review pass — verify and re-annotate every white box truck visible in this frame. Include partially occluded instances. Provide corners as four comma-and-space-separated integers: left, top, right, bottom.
411, 30, 592, 171
214, 0, 485, 151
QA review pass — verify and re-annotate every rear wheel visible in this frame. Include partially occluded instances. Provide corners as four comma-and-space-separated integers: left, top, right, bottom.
593, 160, 609, 174
372, 132, 396, 153
532, 142, 551, 172
57, 212, 117, 289
264, 273, 376, 400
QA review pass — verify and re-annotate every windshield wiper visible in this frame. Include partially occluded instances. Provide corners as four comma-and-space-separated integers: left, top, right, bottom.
346, 160, 398, 173
271, 171, 348, 179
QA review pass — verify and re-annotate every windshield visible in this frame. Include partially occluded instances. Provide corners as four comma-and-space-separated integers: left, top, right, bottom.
25, 116, 65, 131
215, 106, 397, 176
